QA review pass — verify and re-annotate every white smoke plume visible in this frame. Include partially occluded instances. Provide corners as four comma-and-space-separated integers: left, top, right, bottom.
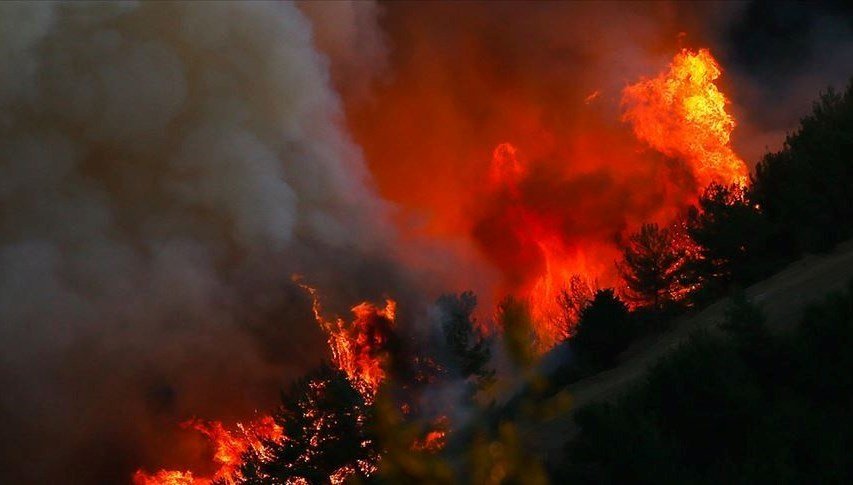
0, 1, 403, 482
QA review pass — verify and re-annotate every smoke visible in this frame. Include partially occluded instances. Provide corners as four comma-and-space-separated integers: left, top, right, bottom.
0, 1, 408, 482
716, 1, 853, 164
296, 0, 389, 103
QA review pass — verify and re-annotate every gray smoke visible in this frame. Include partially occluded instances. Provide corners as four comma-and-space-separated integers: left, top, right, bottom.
0, 1, 406, 482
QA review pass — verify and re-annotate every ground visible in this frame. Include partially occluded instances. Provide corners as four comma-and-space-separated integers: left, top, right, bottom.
519, 239, 853, 464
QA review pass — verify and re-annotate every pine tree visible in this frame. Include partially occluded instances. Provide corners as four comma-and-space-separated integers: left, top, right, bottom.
572, 289, 633, 367
436, 291, 494, 386
618, 223, 693, 311
238, 364, 377, 484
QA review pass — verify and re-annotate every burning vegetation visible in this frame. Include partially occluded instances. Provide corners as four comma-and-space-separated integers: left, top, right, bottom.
135, 45, 755, 482
474, 48, 747, 348
133, 416, 283, 485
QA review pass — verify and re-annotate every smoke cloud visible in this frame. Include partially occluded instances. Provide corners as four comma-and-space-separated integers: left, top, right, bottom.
0, 2, 406, 482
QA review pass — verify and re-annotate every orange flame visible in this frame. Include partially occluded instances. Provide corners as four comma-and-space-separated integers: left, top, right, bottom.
622, 48, 748, 188
411, 416, 450, 453
486, 143, 607, 348
483, 48, 747, 349
133, 416, 283, 485
132, 470, 202, 485
294, 276, 396, 400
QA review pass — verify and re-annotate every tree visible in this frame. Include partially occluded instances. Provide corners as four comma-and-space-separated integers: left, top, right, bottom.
686, 183, 774, 288
572, 289, 633, 367
556, 282, 853, 484
238, 364, 377, 484
496, 296, 537, 367
751, 81, 853, 255
435, 291, 494, 386
617, 223, 693, 311
555, 275, 597, 338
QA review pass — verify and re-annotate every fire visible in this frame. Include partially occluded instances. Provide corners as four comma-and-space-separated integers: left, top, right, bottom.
135, 44, 750, 484
485, 143, 610, 348
136, 281, 394, 484
622, 48, 748, 188
412, 416, 450, 453
295, 277, 396, 399
133, 416, 283, 485
324, 301, 396, 399
132, 470, 201, 485
478, 48, 747, 349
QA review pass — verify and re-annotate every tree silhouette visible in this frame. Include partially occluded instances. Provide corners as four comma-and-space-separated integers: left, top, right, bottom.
496, 296, 537, 367
751, 81, 853, 254
555, 275, 597, 339
558, 283, 853, 484
572, 289, 633, 367
686, 183, 773, 287
436, 291, 494, 386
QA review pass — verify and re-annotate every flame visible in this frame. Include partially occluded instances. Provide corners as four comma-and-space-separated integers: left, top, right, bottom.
484, 143, 610, 348
132, 470, 202, 485
295, 276, 396, 400
478, 48, 747, 349
411, 416, 450, 452
622, 48, 748, 188
136, 281, 393, 484
135, 45, 751, 483
133, 416, 283, 485
584, 90, 601, 104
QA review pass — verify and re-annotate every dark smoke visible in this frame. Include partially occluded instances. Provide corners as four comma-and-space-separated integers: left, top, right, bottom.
0, 2, 410, 482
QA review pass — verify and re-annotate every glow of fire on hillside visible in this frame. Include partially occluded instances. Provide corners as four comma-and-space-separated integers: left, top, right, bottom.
485, 48, 747, 348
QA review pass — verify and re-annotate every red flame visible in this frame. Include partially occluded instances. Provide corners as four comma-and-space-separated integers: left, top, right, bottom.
133, 416, 283, 485
295, 277, 396, 399
411, 416, 450, 453
476, 48, 747, 348
135, 280, 394, 483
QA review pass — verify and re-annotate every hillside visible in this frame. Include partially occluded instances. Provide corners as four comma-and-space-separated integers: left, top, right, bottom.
520, 239, 853, 464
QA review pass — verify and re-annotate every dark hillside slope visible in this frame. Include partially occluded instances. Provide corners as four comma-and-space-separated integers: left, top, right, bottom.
521, 239, 853, 463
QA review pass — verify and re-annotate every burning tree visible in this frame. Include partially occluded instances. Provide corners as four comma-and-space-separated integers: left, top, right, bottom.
134, 416, 284, 485
237, 364, 378, 484
618, 223, 695, 312
555, 275, 597, 339
295, 276, 399, 400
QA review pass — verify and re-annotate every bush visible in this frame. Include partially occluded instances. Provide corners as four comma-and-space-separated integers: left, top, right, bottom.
572, 289, 633, 367
557, 285, 853, 483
